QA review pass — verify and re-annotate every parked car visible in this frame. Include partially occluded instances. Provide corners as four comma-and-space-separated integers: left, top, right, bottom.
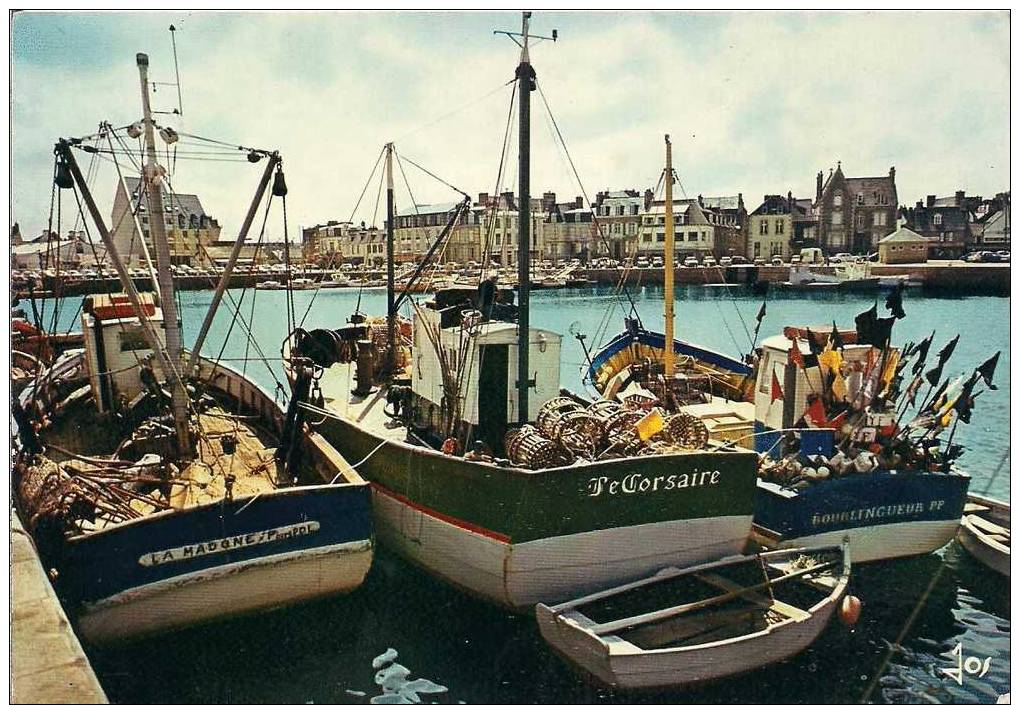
771, 256, 784, 266
753, 257, 766, 266
789, 255, 802, 265
731, 255, 748, 265
636, 256, 650, 268
652, 256, 664, 268
683, 256, 699, 268
703, 256, 717, 267
719, 256, 732, 267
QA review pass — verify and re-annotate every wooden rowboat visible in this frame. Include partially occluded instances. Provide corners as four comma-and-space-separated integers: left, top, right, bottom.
959, 494, 1010, 577
536, 542, 851, 689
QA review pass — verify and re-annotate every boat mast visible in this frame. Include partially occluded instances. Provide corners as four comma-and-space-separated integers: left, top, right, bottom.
516, 12, 536, 424
663, 134, 675, 378
385, 141, 396, 373
136, 52, 191, 454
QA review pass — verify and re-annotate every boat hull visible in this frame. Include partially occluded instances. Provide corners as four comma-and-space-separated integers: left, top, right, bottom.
311, 409, 759, 609
57, 483, 373, 643
753, 473, 970, 562
537, 597, 841, 689
957, 494, 1010, 577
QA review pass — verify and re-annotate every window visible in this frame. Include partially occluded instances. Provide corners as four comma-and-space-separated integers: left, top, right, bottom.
857, 193, 864, 205
934, 213, 943, 226
834, 193, 843, 206
831, 212, 843, 226
760, 220, 769, 235
119, 327, 149, 352
856, 214, 864, 228
873, 212, 886, 226
776, 220, 785, 234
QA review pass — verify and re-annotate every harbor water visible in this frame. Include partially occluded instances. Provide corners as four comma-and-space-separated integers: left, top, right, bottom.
36, 284, 1009, 704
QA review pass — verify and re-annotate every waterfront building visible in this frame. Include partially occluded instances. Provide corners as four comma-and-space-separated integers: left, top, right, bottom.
747, 194, 794, 260
592, 189, 651, 259
110, 177, 221, 267
638, 197, 716, 260
814, 163, 897, 254
542, 194, 591, 263
878, 226, 929, 264
303, 220, 385, 266
899, 191, 975, 259
11, 236, 83, 270
970, 192, 1011, 251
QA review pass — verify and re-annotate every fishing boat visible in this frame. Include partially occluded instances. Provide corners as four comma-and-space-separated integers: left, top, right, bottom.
536, 542, 851, 689
320, 272, 352, 288
290, 277, 319, 290
11, 53, 373, 643
958, 494, 1009, 576
255, 279, 285, 290
587, 139, 996, 564
284, 15, 760, 609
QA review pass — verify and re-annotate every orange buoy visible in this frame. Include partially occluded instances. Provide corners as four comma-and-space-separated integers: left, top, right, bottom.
838, 595, 862, 626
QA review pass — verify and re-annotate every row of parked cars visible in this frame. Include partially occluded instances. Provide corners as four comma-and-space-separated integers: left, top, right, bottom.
962, 250, 1010, 263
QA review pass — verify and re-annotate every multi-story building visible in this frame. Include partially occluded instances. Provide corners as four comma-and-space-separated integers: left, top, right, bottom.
898, 192, 973, 259
303, 220, 388, 266
969, 192, 1010, 251
111, 177, 222, 266
814, 163, 897, 254
638, 198, 719, 260
747, 194, 794, 260
592, 189, 651, 259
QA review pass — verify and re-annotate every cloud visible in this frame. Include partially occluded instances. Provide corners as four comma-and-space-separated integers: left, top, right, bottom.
11, 11, 1009, 241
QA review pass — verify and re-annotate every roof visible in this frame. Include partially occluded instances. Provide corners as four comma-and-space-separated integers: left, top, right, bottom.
124, 177, 209, 219
12, 241, 76, 256
701, 195, 741, 211
844, 176, 896, 196
878, 227, 928, 244
396, 202, 459, 217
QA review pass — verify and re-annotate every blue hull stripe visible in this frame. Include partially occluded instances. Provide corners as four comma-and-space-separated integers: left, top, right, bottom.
57, 483, 372, 605
589, 329, 752, 382
754, 472, 970, 540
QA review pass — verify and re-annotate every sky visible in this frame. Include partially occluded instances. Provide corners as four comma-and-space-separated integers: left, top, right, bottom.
11, 10, 1010, 242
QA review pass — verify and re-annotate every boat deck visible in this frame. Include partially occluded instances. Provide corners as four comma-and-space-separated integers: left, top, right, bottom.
318, 362, 408, 444
39, 403, 284, 533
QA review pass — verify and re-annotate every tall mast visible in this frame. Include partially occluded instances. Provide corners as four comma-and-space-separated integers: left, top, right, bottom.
516, 11, 536, 425
137, 52, 191, 454
663, 134, 675, 379
385, 142, 396, 373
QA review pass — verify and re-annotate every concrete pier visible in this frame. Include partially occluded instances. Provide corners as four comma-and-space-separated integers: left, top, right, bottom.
11, 513, 107, 704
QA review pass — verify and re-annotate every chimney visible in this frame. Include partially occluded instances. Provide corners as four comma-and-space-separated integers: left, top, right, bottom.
915, 201, 922, 211
816, 171, 823, 202
889, 166, 896, 182
644, 188, 654, 210
501, 191, 515, 209
787, 190, 793, 207
737, 193, 744, 211
926, 195, 936, 209
955, 190, 965, 206
478, 192, 490, 207
542, 191, 557, 213
575, 196, 584, 210
697, 194, 704, 207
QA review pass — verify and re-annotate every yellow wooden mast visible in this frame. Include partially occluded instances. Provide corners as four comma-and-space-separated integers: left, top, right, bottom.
663, 134, 675, 378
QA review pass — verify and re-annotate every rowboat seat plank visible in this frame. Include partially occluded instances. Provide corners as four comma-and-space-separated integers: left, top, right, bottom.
968, 514, 1010, 538
964, 502, 993, 514
625, 604, 763, 650
698, 571, 810, 621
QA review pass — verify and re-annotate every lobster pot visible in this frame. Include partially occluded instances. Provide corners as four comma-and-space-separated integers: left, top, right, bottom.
663, 412, 709, 450
602, 408, 645, 456
588, 399, 622, 422
505, 425, 569, 469
536, 397, 604, 460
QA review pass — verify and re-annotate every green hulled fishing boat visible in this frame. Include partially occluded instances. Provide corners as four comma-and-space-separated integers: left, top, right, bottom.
284, 13, 759, 609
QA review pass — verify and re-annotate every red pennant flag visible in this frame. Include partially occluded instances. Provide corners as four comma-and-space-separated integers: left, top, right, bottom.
825, 410, 849, 430
788, 340, 805, 368
803, 397, 827, 426
771, 369, 784, 403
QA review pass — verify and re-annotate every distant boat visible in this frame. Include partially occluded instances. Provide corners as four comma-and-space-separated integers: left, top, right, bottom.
779, 262, 879, 290
958, 494, 1009, 576
255, 279, 285, 290
290, 277, 319, 290
536, 542, 851, 689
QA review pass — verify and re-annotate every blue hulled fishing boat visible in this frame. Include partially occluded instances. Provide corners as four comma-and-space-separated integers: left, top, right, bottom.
11, 53, 372, 643
585, 136, 999, 563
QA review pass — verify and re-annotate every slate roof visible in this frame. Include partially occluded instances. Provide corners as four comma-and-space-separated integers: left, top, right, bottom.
124, 177, 209, 219
879, 227, 927, 244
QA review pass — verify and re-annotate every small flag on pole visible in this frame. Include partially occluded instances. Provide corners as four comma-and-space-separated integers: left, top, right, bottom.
975, 351, 1000, 390
771, 369, 784, 403
788, 340, 805, 368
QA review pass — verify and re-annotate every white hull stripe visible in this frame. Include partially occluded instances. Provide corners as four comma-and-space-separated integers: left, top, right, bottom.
777, 519, 960, 563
